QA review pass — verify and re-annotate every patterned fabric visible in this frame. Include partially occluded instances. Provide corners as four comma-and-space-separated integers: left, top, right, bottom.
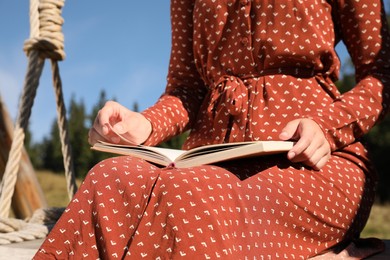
34, 0, 390, 259
34, 155, 378, 259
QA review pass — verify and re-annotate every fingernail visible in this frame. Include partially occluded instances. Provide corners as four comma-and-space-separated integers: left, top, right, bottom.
102, 125, 109, 135
279, 131, 287, 139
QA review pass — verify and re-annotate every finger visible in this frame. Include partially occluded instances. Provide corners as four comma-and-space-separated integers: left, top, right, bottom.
97, 107, 116, 133
88, 128, 107, 145
108, 123, 134, 144
307, 151, 331, 171
95, 101, 123, 132
288, 119, 324, 160
89, 124, 122, 144
288, 131, 322, 162
300, 148, 326, 168
295, 141, 330, 170
94, 102, 125, 139
313, 153, 331, 170
288, 137, 310, 161
279, 120, 300, 140
93, 112, 110, 137
112, 122, 127, 135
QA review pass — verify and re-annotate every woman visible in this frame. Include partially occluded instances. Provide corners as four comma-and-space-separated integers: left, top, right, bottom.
35, 0, 390, 259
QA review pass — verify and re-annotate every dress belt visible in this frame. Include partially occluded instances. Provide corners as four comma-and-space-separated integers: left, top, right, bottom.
205, 69, 324, 143
207, 68, 328, 143
209, 75, 248, 116
207, 67, 318, 119
207, 75, 250, 143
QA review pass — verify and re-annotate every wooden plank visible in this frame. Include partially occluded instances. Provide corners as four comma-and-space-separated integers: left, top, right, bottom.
0, 95, 47, 219
0, 239, 43, 260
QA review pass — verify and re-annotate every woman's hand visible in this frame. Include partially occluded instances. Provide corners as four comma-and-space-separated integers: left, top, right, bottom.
88, 101, 152, 146
279, 118, 331, 170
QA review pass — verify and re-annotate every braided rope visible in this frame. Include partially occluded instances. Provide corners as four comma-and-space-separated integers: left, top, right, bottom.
0, 0, 77, 223
0, 207, 64, 244
24, 0, 65, 60
0, 52, 44, 217
51, 61, 78, 199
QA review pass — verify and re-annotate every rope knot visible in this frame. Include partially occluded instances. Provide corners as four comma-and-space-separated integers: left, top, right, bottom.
23, 0, 66, 60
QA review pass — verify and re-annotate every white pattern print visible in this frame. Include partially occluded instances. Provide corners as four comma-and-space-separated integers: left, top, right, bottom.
34, 0, 389, 259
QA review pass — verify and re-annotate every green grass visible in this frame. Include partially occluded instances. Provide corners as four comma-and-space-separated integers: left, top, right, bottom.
361, 203, 390, 239
36, 170, 82, 207
36, 170, 390, 239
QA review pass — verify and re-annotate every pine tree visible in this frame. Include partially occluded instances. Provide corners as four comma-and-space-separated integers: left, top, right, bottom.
24, 124, 43, 168
68, 95, 91, 178
42, 120, 63, 172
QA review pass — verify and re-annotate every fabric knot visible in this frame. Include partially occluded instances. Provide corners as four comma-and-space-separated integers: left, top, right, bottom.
207, 75, 249, 143
23, 0, 66, 60
209, 75, 248, 116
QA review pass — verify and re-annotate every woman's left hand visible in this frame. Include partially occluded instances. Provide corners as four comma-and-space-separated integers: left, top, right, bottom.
279, 118, 331, 171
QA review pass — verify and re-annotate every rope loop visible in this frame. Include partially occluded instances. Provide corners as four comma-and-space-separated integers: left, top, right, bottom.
0, 0, 75, 239
23, 0, 66, 60
0, 207, 64, 244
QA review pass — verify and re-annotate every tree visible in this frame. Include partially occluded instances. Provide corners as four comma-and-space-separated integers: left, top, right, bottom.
67, 95, 91, 178
40, 95, 91, 178
365, 113, 390, 203
24, 124, 44, 168
41, 120, 63, 172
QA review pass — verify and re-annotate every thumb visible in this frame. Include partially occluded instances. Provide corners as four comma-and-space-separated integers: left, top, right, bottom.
279, 119, 300, 141
112, 122, 127, 135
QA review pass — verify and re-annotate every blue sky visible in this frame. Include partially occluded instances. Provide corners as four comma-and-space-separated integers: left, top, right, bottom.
0, 1, 353, 143
0, 1, 171, 142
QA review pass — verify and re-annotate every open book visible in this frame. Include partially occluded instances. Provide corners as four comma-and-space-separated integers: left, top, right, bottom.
92, 140, 294, 168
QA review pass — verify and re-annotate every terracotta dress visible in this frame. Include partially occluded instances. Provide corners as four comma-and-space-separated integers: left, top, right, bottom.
34, 0, 390, 259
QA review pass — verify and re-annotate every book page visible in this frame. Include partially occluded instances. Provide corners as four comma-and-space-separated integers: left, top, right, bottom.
93, 140, 294, 168
176, 142, 257, 161
94, 141, 187, 165
174, 141, 294, 168
140, 146, 187, 162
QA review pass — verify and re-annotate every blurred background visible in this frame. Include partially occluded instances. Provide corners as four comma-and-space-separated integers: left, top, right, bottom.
0, 1, 389, 239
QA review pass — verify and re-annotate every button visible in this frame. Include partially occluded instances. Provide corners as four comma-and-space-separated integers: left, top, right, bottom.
240, 0, 249, 6
240, 37, 249, 46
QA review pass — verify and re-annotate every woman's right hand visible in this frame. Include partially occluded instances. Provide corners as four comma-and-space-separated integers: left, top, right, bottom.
88, 100, 152, 146
279, 118, 331, 171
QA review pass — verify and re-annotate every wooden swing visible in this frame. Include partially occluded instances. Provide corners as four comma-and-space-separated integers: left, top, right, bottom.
0, 0, 77, 246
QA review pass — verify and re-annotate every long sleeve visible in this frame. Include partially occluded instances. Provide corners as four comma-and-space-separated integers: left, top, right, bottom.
310, 0, 390, 151
142, 0, 390, 150
142, 0, 207, 147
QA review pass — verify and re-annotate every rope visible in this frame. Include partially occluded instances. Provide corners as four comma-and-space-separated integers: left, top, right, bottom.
0, 207, 64, 244
0, 0, 77, 222
51, 60, 78, 199
0, 51, 44, 217
24, 0, 66, 60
